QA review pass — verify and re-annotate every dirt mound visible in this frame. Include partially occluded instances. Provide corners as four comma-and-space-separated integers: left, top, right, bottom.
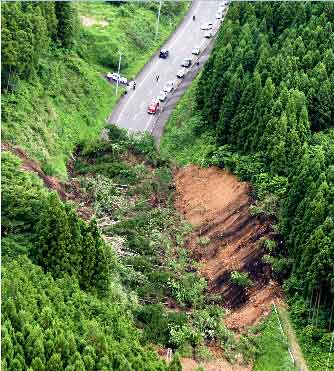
174, 165, 282, 331
2, 143, 93, 220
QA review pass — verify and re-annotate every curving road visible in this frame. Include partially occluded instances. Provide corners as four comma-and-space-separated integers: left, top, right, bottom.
108, 0, 227, 137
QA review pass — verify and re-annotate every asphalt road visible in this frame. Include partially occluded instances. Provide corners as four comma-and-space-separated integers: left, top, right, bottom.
108, 0, 227, 138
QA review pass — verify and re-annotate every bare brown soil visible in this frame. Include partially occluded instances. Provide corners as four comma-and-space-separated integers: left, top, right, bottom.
174, 165, 282, 332
2, 143, 93, 220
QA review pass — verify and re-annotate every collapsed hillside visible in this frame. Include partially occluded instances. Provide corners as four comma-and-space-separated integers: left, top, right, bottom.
161, 2, 334, 368
175, 165, 282, 332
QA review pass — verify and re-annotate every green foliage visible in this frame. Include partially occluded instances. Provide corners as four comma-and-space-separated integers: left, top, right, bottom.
260, 238, 277, 253
168, 353, 182, 371
33, 194, 112, 294
230, 271, 252, 288
161, 4, 334, 363
2, 256, 167, 371
2, 53, 116, 178
2, 1, 187, 177
168, 274, 207, 308
54, 2, 79, 48
197, 236, 211, 246
1, 151, 48, 237
253, 311, 294, 371
76, 1, 188, 79
160, 78, 217, 167
73, 134, 218, 355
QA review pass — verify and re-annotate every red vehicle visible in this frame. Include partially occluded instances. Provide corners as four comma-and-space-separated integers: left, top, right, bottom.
147, 100, 160, 114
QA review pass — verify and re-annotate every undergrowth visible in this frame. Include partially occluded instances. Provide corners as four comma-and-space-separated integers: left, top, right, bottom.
73, 125, 264, 363
2, 2, 188, 179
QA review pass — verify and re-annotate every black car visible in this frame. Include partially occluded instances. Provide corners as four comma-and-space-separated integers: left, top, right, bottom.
159, 49, 169, 59
181, 58, 192, 68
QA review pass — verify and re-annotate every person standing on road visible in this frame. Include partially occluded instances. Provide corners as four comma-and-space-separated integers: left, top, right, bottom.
156, 75, 160, 83
133, 81, 136, 90
193, 15, 195, 21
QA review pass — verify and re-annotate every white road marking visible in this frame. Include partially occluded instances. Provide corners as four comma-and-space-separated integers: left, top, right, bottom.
167, 0, 201, 50
114, 1, 223, 129
116, 0, 202, 122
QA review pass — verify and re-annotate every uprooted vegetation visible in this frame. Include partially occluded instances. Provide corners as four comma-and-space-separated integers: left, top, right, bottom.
3, 125, 280, 370
71, 127, 260, 363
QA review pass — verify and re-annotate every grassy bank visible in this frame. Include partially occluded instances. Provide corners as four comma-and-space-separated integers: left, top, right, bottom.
253, 310, 295, 371
160, 76, 217, 166
2, 1, 189, 179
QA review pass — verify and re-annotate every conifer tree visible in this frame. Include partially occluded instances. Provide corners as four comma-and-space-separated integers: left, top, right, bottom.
54, 2, 78, 49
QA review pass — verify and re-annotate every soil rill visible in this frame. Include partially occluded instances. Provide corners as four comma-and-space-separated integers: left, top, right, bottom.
174, 165, 282, 332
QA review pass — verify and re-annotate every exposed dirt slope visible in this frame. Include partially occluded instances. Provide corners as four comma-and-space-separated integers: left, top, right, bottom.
2, 143, 93, 220
175, 165, 282, 332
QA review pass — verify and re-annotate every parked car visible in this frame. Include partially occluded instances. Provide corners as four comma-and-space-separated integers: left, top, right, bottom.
147, 99, 160, 114
107, 72, 128, 84
181, 58, 192, 68
157, 91, 168, 102
177, 68, 187, 78
192, 46, 201, 55
200, 23, 213, 30
120, 76, 128, 84
204, 31, 212, 39
107, 72, 120, 81
159, 49, 169, 58
216, 11, 223, 19
163, 81, 175, 93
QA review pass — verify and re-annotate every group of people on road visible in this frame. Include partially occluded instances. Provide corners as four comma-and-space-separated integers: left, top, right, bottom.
123, 14, 196, 97
123, 80, 136, 96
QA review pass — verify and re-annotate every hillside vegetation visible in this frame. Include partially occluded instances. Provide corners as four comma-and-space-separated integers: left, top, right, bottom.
161, 2, 334, 370
2, 125, 276, 370
1, 1, 188, 178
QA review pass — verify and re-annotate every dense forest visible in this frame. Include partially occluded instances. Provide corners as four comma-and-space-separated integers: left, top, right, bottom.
2, 1, 334, 370
1, 2, 191, 370
161, 1, 334, 369
2, 1, 276, 370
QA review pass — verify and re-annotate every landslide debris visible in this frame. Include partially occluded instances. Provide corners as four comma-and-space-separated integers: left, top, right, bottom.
175, 165, 282, 332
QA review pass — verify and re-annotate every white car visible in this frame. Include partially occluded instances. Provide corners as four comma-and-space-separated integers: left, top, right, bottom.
181, 58, 192, 68
108, 72, 120, 81
107, 72, 127, 84
157, 91, 168, 102
120, 77, 128, 85
192, 46, 201, 55
204, 31, 212, 39
176, 68, 187, 78
163, 81, 175, 93
200, 23, 213, 31
216, 11, 223, 19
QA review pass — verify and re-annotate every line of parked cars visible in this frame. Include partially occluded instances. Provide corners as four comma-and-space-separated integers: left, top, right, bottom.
106, 72, 128, 85
200, 1, 227, 38
147, 1, 228, 115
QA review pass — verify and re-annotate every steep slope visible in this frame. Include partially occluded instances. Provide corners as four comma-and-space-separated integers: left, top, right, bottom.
175, 165, 282, 331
